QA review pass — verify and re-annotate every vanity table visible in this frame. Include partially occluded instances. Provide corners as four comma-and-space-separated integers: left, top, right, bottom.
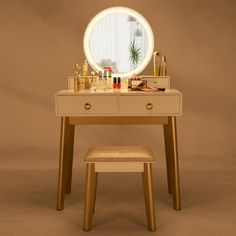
54, 6, 183, 213
55, 89, 183, 211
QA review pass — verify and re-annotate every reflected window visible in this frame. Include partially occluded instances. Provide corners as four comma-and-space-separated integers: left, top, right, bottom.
89, 14, 148, 73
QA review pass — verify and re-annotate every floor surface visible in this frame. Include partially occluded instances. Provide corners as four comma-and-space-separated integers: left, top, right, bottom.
0, 148, 235, 236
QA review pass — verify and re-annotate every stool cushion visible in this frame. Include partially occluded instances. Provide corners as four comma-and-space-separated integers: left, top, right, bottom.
85, 146, 154, 162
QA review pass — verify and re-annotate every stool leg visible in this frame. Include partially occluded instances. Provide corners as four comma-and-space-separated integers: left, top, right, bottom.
142, 163, 156, 231
142, 172, 149, 220
92, 172, 98, 214
83, 163, 96, 231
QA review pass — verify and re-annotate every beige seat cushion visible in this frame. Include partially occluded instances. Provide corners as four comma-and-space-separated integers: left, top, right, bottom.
85, 146, 154, 162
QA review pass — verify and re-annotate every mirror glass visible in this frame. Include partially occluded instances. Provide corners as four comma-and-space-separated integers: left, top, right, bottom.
84, 7, 154, 78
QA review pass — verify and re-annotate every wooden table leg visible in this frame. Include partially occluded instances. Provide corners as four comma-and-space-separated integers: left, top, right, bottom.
167, 116, 181, 210
65, 123, 75, 194
163, 124, 173, 194
57, 117, 70, 210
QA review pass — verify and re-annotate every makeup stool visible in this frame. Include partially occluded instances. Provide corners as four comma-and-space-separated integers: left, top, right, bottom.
83, 146, 156, 231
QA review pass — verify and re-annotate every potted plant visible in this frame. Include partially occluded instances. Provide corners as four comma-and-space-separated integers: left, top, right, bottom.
129, 39, 141, 68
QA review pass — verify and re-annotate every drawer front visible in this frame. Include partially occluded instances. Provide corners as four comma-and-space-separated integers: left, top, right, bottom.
56, 95, 118, 116
120, 95, 181, 115
141, 76, 170, 89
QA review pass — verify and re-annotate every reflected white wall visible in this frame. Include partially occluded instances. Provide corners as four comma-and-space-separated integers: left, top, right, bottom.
89, 14, 148, 73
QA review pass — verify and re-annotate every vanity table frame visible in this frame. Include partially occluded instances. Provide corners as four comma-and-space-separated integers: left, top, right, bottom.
55, 90, 182, 211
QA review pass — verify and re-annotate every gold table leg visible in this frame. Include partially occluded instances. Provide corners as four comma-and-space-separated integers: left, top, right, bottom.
167, 116, 181, 210
65, 124, 75, 194
57, 117, 70, 210
163, 124, 173, 194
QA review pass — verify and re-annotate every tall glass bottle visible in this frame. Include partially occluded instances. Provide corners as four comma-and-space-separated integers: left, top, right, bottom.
160, 55, 167, 76
153, 52, 162, 76
107, 71, 113, 89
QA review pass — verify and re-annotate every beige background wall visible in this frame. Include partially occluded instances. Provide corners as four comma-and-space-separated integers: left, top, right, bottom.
0, 0, 236, 234
0, 0, 235, 159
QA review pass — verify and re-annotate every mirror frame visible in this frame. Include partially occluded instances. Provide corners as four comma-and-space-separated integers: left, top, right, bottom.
83, 7, 154, 78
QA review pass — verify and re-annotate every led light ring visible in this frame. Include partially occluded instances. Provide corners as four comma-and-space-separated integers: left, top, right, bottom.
83, 7, 154, 78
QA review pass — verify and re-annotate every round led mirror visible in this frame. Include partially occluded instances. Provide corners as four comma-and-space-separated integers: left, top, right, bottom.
83, 7, 154, 78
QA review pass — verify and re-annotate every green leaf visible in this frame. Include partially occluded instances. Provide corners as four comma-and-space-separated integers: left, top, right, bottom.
129, 39, 141, 67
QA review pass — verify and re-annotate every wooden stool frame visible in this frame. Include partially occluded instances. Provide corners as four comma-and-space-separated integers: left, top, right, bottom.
83, 162, 156, 231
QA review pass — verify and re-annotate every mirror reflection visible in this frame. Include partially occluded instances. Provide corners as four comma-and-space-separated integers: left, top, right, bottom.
89, 13, 149, 74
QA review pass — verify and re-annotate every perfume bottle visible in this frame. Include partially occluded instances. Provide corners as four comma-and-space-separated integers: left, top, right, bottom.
68, 64, 80, 91
82, 59, 89, 76
97, 71, 103, 91
102, 70, 107, 90
98, 71, 107, 91
107, 71, 113, 89
153, 52, 162, 76
79, 76, 85, 91
90, 71, 97, 91
121, 77, 128, 90
160, 55, 167, 76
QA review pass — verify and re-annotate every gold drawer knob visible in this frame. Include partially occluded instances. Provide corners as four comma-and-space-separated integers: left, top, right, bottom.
146, 103, 153, 110
84, 102, 91, 110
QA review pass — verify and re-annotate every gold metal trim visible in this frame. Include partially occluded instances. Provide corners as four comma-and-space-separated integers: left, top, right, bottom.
69, 116, 168, 125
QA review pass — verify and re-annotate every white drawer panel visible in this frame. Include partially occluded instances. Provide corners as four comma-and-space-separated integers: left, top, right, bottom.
120, 95, 180, 115
56, 95, 117, 116
141, 76, 170, 89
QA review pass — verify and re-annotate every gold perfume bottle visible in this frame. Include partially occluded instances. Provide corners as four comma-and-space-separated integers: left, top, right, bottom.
82, 59, 89, 76
160, 55, 167, 76
153, 52, 162, 76
68, 64, 80, 91
106, 71, 113, 89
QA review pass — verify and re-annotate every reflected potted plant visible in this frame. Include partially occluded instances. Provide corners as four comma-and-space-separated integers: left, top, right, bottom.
129, 39, 141, 68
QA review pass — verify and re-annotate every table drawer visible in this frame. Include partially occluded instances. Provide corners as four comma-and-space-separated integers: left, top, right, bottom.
56, 95, 118, 116
120, 95, 181, 115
